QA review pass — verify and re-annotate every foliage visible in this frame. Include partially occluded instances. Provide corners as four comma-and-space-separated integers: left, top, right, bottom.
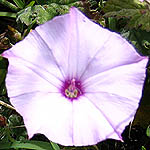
146, 125, 150, 137
103, 0, 150, 31
17, 0, 83, 26
101, 0, 150, 56
0, 140, 58, 150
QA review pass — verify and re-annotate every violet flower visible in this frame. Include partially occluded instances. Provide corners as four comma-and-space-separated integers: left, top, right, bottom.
3, 7, 148, 146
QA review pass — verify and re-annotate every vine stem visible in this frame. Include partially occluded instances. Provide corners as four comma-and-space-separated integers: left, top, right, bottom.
0, 0, 19, 12
0, 100, 15, 110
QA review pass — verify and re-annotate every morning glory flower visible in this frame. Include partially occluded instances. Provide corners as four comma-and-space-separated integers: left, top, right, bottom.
3, 7, 148, 146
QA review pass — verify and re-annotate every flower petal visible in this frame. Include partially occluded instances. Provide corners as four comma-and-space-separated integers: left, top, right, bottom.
81, 92, 137, 142
35, 8, 115, 79
84, 58, 148, 101
79, 32, 147, 81
10, 92, 73, 146
3, 30, 63, 97
72, 95, 132, 146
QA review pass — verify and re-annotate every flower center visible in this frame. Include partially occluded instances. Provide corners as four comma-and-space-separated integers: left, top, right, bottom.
65, 79, 78, 98
62, 78, 83, 99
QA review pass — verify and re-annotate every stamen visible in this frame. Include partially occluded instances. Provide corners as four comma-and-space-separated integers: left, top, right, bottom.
65, 79, 79, 98
65, 89, 78, 98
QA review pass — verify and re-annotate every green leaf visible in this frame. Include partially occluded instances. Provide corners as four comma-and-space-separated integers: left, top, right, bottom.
141, 146, 147, 150
35, 0, 78, 5
8, 114, 22, 127
103, 0, 144, 11
121, 29, 150, 56
16, 5, 59, 25
108, 17, 117, 31
0, 69, 6, 87
0, 0, 20, 12
0, 12, 16, 18
146, 125, 150, 137
0, 140, 55, 150
0, 57, 8, 69
34, 4, 60, 24
0, 57, 8, 87
13, 0, 25, 9
103, 0, 150, 31
26, 1, 36, 7
17, 1, 83, 26
50, 142, 60, 150
17, 6, 34, 26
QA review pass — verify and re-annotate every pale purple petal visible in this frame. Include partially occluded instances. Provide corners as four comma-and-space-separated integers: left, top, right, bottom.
4, 57, 61, 97
72, 96, 121, 146
84, 58, 148, 101
79, 32, 146, 81
3, 30, 63, 97
83, 92, 137, 141
35, 8, 113, 79
11, 92, 73, 146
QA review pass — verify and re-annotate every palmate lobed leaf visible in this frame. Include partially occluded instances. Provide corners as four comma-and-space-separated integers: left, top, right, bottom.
103, 0, 144, 11
103, 0, 150, 31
